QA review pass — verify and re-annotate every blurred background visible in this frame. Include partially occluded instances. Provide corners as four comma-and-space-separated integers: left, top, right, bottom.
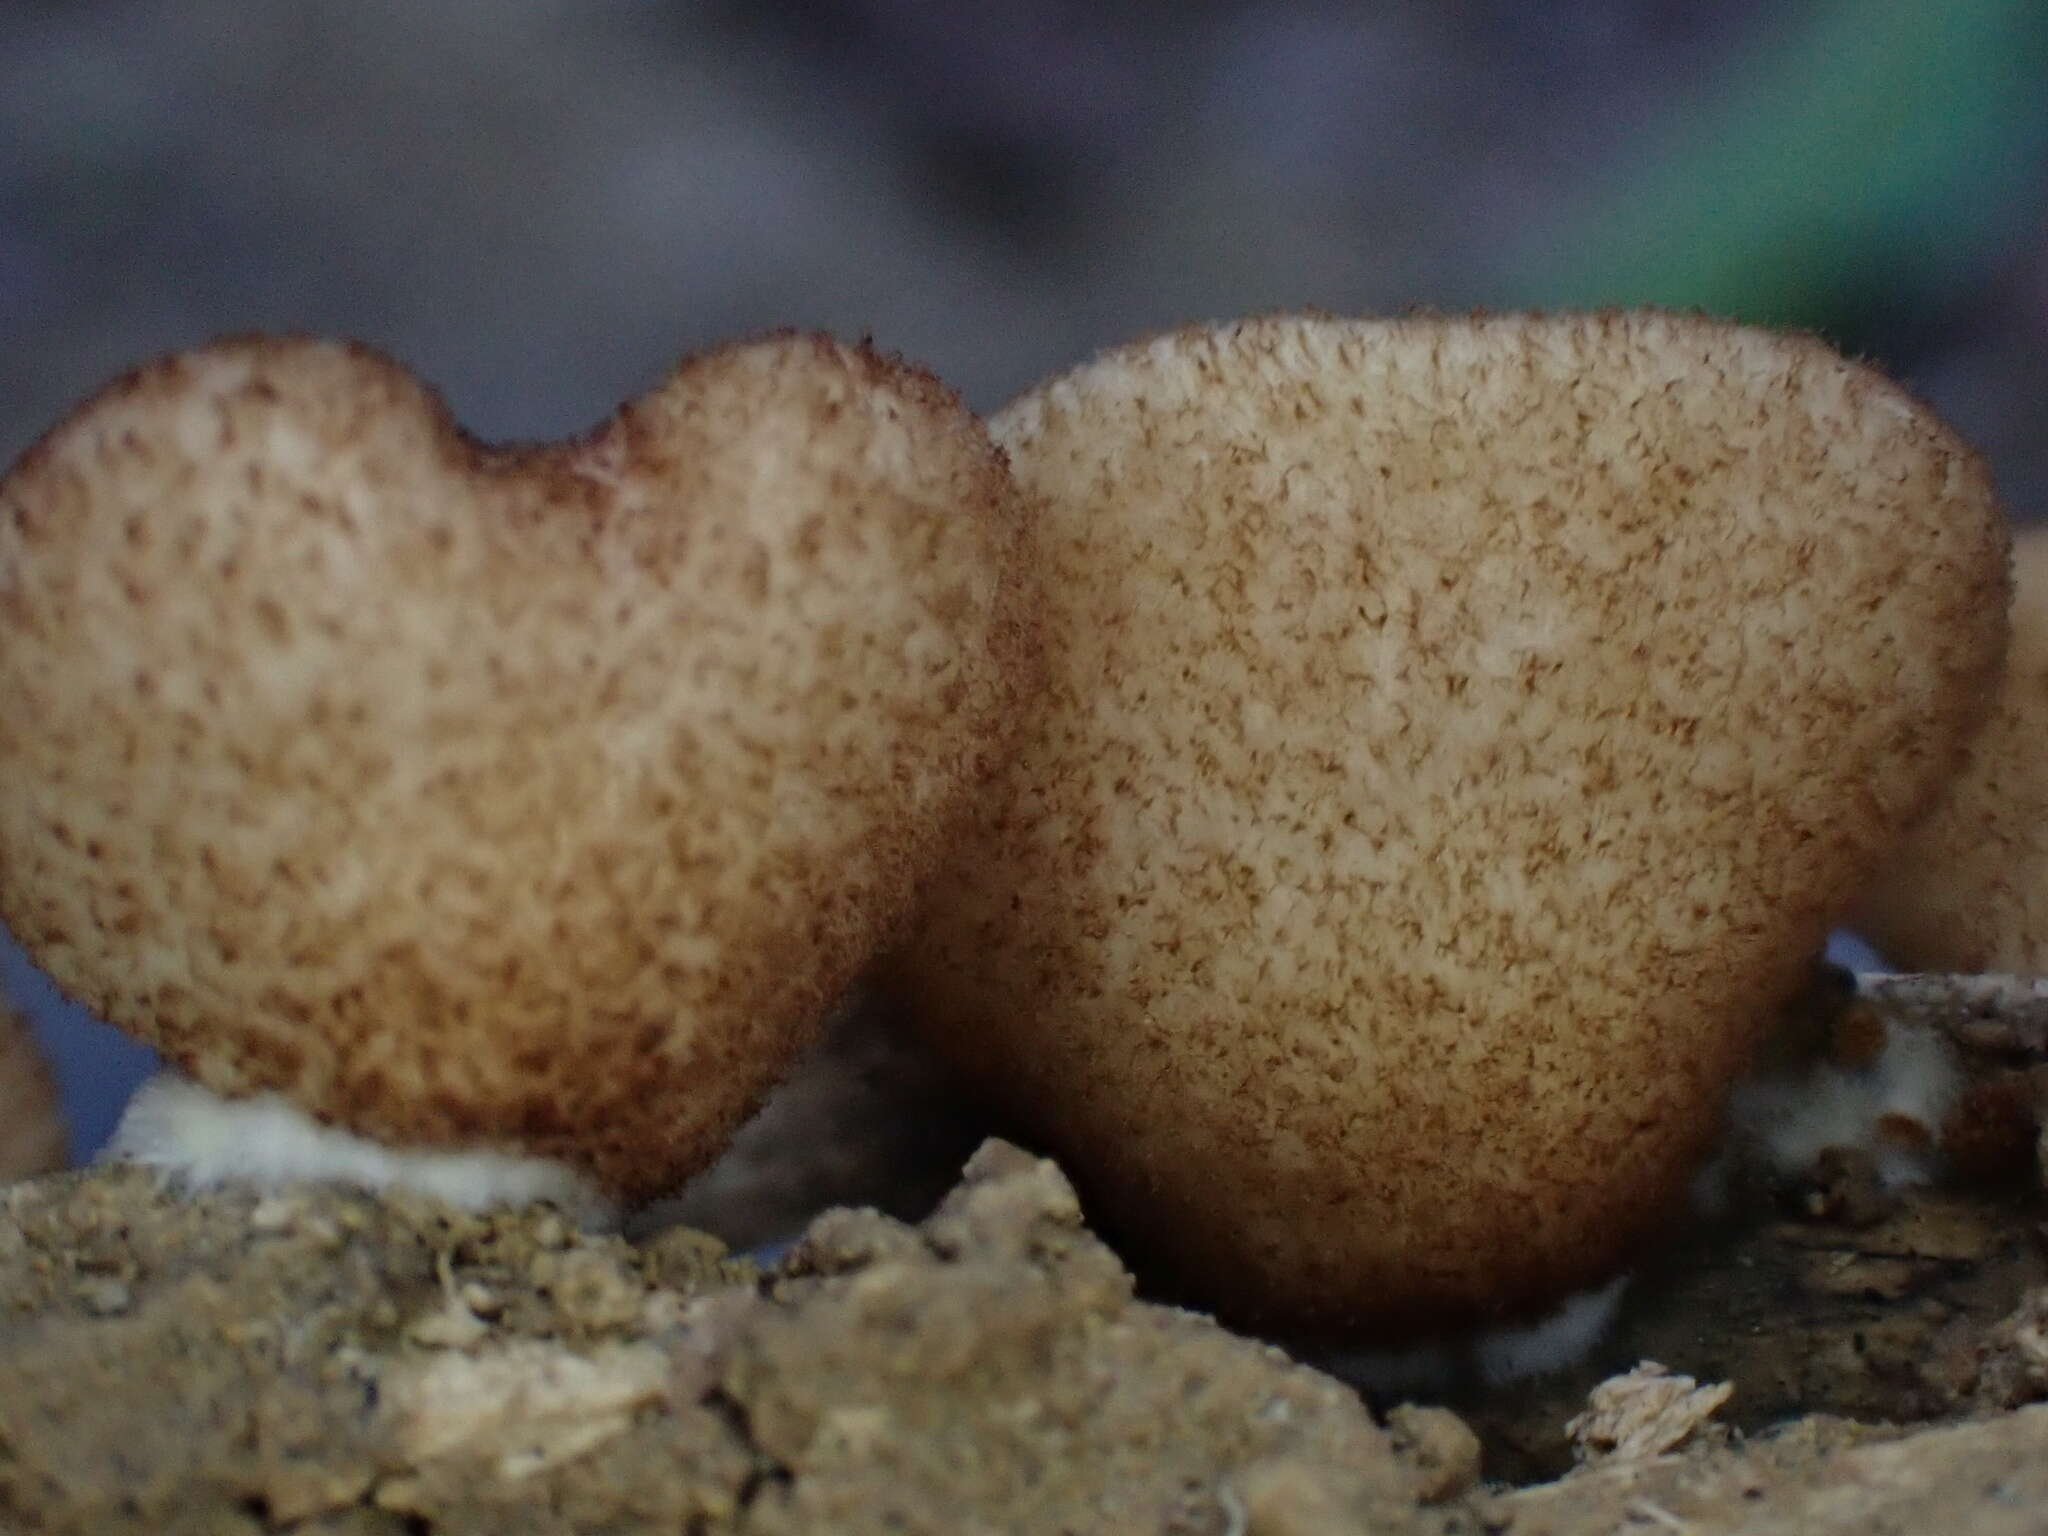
3, 0, 2046, 1160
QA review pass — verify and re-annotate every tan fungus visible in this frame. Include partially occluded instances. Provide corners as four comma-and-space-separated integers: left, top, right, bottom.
885, 310, 2009, 1338
0, 332, 1036, 1200
0, 997, 66, 1179
1856, 520, 2048, 972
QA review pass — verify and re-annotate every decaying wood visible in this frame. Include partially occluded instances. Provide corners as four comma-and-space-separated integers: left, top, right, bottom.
1862, 972, 2048, 1183
1, 970, 2046, 1531
1495, 1403, 2048, 1536
1862, 972, 2048, 1063
1451, 970, 2048, 1488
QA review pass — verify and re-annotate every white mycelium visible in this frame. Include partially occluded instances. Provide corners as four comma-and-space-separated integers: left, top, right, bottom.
1323, 1275, 1633, 1393
106, 1071, 618, 1228
1727, 1017, 1962, 1190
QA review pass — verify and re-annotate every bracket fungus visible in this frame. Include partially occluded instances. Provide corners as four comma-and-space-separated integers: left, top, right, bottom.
0, 332, 1036, 1208
1856, 520, 2048, 972
883, 310, 2010, 1341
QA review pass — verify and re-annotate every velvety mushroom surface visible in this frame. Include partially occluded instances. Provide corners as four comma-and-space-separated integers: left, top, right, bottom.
0, 333, 1035, 1201
0, 999, 65, 1180
1856, 520, 2048, 971
884, 311, 2008, 1338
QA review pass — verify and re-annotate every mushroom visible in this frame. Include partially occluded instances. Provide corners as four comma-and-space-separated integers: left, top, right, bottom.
0, 332, 1036, 1212
882, 310, 2008, 1340
1, 997, 65, 1180
1855, 520, 2048, 971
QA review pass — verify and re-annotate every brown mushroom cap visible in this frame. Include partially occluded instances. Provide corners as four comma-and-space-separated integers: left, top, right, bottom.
882, 310, 2008, 1338
1, 998, 66, 1179
1856, 521, 2048, 971
0, 333, 1036, 1200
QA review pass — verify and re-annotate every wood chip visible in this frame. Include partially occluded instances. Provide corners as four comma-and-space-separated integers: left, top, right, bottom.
1566, 1363, 1733, 1463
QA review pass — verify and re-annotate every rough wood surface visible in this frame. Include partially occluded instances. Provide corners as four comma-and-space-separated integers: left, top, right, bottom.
4, 971, 2047, 1531
1865, 971, 2048, 1060
1493, 1406, 2048, 1536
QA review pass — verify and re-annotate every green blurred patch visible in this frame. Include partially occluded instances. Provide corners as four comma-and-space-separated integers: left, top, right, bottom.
1510, 0, 2048, 348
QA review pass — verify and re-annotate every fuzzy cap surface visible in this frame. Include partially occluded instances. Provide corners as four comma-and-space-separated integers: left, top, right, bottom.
887, 310, 2008, 1336
0, 332, 1038, 1199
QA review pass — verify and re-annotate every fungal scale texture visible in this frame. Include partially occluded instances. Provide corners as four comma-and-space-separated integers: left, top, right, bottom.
1856, 521, 2048, 971
0, 998, 65, 1179
0, 334, 1035, 1200
886, 311, 2008, 1337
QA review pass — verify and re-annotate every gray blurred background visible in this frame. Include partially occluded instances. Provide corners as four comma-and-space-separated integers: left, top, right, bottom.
4, 0, 2046, 1158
